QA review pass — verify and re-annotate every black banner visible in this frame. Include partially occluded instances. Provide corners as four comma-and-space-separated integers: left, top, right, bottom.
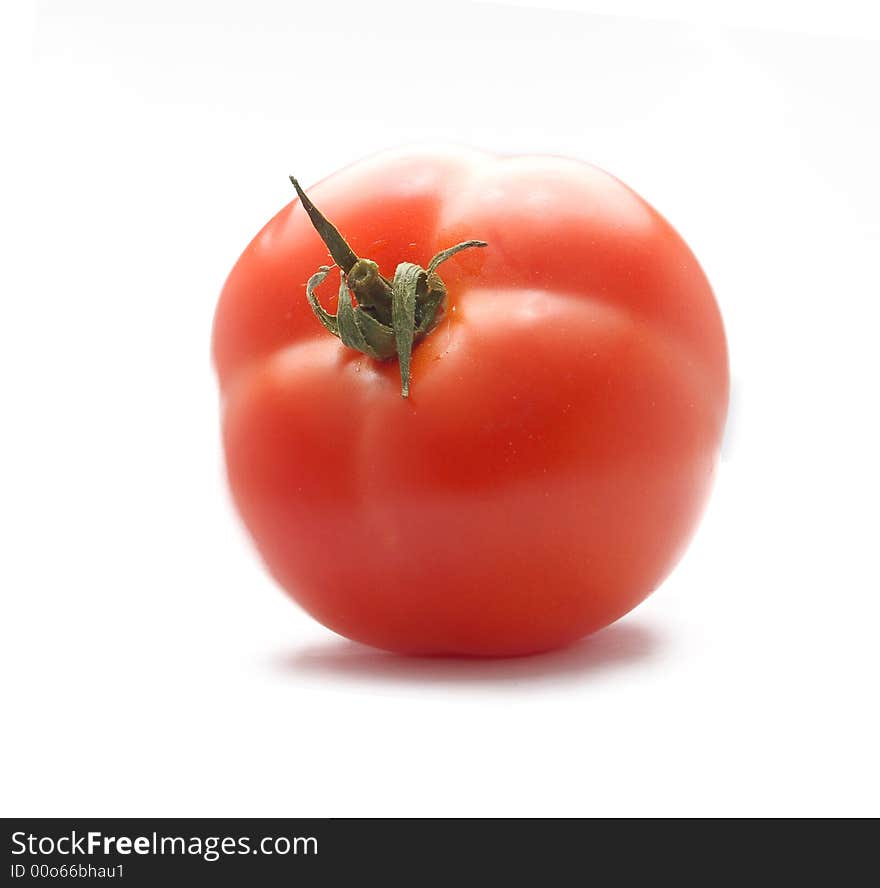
3, 818, 874, 885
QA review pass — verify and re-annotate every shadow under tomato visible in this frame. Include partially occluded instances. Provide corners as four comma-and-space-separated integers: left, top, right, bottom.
274, 620, 663, 688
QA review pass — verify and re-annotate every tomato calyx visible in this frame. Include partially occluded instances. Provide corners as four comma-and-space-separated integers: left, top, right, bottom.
290, 177, 486, 397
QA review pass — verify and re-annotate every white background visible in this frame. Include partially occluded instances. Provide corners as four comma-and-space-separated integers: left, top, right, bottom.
2, 0, 879, 816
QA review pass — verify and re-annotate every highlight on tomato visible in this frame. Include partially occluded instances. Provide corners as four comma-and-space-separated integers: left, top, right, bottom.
212, 147, 729, 656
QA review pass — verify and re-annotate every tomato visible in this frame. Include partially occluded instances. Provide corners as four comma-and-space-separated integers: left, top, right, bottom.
212, 147, 728, 656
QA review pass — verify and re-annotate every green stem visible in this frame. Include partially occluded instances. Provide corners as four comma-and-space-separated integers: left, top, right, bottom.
291, 176, 486, 397
289, 177, 358, 273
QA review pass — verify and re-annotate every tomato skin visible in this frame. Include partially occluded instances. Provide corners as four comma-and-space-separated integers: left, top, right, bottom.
213, 147, 728, 656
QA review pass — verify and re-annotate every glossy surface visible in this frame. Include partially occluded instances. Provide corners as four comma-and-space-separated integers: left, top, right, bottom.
213, 148, 729, 655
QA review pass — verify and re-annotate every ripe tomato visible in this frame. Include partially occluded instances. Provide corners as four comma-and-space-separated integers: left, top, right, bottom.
213, 147, 728, 656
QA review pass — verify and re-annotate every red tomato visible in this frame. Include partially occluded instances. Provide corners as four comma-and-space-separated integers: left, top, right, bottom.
213, 147, 728, 656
